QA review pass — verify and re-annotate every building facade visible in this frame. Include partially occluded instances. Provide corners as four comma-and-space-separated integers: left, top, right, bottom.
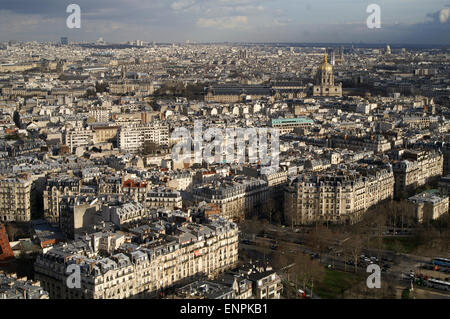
284, 168, 394, 225
312, 54, 342, 97
34, 218, 238, 299
118, 124, 169, 153
0, 176, 33, 222
393, 151, 443, 198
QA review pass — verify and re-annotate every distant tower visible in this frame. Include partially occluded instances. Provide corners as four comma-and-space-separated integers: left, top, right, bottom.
60, 37, 68, 45
330, 51, 336, 66
386, 44, 391, 55
239, 49, 248, 59
121, 65, 127, 80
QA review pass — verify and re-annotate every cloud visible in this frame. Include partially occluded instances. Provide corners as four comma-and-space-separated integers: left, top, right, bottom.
427, 7, 450, 24
0, 0, 448, 44
196, 16, 248, 29
171, 0, 197, 11
272, 17, 292, 26
438, 8, 450, 23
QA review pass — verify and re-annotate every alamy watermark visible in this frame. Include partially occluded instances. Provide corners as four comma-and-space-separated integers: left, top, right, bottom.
66, 263, 81, 289
366, 4, 381, 29
171, 121, 280, 173
366, 264, 381, 289
66, 4, 81, 29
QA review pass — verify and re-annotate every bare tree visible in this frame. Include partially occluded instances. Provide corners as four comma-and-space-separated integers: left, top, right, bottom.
306, 224, 334, 263
293, 252, 325, 298
345, 234, 364, 273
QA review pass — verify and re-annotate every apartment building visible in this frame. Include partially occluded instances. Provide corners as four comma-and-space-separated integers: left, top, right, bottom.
145, 188, 182, 210
205, 85, 273, 103
0, 272, 49, 299
393, 150, 443, 198
92, 126, 118, 144
108, 202, 147, 226
0, 175, 33, 222
441, 143, 450, 175
175, 273, 253, 299
248, 271, 282, 299
167, 172, 193, 191
58, 195, 102, 239
271, 118, 314, 135
193, 178, 268, 221
193, 182, 245, 222
402, 115, 439, 129
89, 108, 111, 123
64, 127, 94, 153
122, 179, 150, 202
329, 134, 391, 153
117, 124, 169, 153
109, 81, 154, 96
408, 191, 449, 223
43, 175, 81, 223
34, 218, 238, 299
284, 168, 394, 225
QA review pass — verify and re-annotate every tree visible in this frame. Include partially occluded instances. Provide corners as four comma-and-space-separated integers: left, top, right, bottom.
293, 252, 325, 298
306, 224, 333, 263
345, 234, 364, 273
261, 198, 277, 223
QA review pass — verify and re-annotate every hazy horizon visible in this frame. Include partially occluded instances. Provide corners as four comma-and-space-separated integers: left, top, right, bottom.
0, 0, 449, 45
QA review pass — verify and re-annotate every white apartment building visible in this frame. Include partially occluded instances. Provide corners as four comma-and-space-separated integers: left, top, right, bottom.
34, 218, 238, 299
118, 124, 169, 153
89, 108, 111, 122
0, 175, 33, 222
64, 127, 94, 153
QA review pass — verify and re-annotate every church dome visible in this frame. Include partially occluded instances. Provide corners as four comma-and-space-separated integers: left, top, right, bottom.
319, 53, 333, 72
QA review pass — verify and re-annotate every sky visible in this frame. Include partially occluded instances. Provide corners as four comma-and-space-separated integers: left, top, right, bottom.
0, 0, 449, 44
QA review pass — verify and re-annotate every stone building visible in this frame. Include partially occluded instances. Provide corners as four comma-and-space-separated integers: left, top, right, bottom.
312, 54, 342, 97
0, 175, 33, 222
34, 218, 238, 299
193, 179, 268, 222
393, 150, 443, 198
284, 168, 394, 225
408, 191, 449, 223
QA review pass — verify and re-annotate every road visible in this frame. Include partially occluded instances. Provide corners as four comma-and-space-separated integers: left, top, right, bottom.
239, 227, 450, 298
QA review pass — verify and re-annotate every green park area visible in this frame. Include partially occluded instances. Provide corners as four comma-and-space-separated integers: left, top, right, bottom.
369, 236, 422, 254
315, 269, 365, 299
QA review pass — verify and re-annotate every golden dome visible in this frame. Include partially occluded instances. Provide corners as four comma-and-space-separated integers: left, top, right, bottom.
319, 53, 333, 72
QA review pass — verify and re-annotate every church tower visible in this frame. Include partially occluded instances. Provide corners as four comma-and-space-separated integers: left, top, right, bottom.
312, 53, 342, 97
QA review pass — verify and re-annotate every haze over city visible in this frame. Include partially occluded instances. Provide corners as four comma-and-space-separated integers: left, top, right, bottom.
0, 0, 449, 44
